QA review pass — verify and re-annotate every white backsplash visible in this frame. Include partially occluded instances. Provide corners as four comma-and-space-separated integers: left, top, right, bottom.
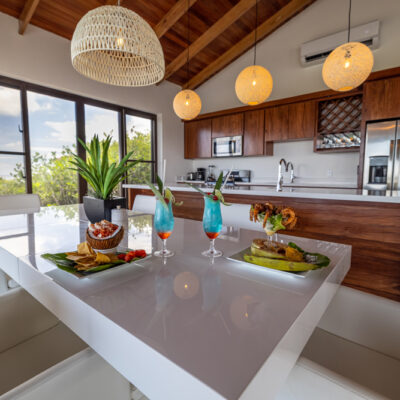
191, 140, 359, 186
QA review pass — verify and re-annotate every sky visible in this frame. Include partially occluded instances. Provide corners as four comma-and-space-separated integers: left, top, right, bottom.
0, 86, 151, 181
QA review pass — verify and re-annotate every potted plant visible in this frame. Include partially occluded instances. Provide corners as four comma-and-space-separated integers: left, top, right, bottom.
70, 134, 140, 222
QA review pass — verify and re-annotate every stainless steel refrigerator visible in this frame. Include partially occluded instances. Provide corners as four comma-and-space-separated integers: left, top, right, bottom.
363, 120, 400, 194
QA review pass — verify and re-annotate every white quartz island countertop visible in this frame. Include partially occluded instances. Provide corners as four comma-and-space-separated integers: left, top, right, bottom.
0, 205, 351, 400
123, 183, 400, 203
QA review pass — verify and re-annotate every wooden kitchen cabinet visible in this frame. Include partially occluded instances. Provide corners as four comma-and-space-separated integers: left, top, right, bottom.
212, 113, 243, 137
363, 76, 400, 121
265, 105, 289, 141
243, 110, 265, 156
288, 101, 315, 140
184, 119, 211, 159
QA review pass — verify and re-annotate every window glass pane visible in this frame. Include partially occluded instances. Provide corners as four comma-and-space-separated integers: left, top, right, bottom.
0, 86, 24, 152
85, 105, 119, 163
126, 115, 152, 161
27, 91, 78, 206
127, 162, 153, 184
0, 154, 26, 195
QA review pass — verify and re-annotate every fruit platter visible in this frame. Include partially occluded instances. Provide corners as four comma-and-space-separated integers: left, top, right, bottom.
42, 242, 148, 278
229, 238, 330, 276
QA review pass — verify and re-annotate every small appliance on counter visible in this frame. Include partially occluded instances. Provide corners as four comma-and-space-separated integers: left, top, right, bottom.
212, 136, 242, 157
196, 168, 206, 181
206, 165, 216, 183
187, 172, 198, 181
205, 169, 251, 189
363, 121, 400, 194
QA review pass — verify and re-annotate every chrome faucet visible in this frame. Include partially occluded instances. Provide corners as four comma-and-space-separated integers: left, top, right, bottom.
276, 158, 287, 191
286, 161, 295, 183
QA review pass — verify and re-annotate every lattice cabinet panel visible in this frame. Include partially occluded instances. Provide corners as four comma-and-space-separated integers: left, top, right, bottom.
318, 95, 362, 134
315, 94, 362, 152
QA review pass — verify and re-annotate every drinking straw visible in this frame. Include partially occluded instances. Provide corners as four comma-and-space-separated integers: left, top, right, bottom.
221, 166, 233, 190
162, 159, 166, 192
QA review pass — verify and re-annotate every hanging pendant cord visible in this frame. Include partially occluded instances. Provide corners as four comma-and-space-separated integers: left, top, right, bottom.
347, 0, 352, 42
253, 0, 258, 65
187, 0, 190, 83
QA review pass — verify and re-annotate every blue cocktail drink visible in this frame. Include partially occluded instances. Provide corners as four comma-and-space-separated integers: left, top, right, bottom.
202, 196, 223, 257
154, 199, 175, 257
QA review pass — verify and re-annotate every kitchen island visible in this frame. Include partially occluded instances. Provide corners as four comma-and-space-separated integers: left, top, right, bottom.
125, 184, 400, 302
0, 205, 350, 400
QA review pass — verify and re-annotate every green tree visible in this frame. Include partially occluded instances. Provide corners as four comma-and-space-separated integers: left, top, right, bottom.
0, 126, 152, 205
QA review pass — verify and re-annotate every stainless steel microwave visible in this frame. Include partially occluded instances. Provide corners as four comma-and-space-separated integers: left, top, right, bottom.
212, 136, 242, 157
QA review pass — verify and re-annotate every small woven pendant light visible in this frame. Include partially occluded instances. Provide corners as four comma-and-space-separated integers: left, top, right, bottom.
173, 0, 202, 120
71, 1, 165, 87
235, 0, 273, 105
322, 0, 373, 92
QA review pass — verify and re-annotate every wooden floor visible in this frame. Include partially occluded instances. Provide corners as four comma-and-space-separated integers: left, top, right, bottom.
128, 188, 400, 302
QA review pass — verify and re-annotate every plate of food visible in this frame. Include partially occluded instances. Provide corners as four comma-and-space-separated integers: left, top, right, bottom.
41, 241, 149, 279
228, 238, 330, 277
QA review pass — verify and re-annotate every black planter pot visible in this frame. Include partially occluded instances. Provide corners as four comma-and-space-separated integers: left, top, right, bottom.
83, 196, 127, 223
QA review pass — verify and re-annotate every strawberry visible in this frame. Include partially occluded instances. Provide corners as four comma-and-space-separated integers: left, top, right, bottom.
124, 254, 133, 262
118, 253, 126, 260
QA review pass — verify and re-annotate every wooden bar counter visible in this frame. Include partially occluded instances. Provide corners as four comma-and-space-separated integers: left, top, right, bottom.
125, 185, 400, 302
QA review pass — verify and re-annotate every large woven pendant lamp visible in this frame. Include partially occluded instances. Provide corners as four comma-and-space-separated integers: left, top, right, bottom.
173, 0, 202, 120
322, 0, 373, 92
235, 0, 273, 105
71, 0, 165, 87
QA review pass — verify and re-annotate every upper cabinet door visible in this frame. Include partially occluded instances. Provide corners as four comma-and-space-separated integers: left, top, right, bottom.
265, 105, 289, 141
243, 110, 264, 156
212, 113, 243, 138
363, 77, 400, 121
288, 101, 316, 140
184, 119, 212, 159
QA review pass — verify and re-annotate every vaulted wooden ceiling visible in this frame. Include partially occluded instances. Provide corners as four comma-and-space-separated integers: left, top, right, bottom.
0, 0, 316, 89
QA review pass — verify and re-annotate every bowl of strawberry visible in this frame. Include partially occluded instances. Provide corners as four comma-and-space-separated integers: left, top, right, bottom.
118, 249, 147, 263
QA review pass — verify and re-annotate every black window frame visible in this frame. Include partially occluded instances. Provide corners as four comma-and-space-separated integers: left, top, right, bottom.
0, 75, 157, 203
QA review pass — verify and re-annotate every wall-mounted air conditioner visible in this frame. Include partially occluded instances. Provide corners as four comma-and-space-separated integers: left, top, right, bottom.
300, 20, 380, 66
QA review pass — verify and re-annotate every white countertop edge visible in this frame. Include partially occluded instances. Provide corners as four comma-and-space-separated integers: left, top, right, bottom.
239, 249, 351, 399
177, 181, 358, 189
17, 257, 225, 400
123, 184, 400, 204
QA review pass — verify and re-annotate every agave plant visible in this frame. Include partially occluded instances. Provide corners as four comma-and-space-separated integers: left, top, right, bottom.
70, 134, 140, 200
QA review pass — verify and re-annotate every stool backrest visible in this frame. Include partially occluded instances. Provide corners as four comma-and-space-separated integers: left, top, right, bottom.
132, 195, 156, 215
0, 194, 41, 216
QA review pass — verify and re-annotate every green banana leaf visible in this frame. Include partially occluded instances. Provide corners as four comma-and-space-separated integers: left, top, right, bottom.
288, 242, 331, 267
41, 252, 130, 277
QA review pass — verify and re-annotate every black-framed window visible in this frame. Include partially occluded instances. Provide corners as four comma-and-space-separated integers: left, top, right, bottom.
0, 75, 157, 205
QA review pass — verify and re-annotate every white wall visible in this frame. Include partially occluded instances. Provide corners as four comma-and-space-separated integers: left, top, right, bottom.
192, 0, 400, 183
0, 12, 190, 182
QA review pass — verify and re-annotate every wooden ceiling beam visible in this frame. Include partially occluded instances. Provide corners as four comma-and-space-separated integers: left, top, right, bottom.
154, 0, 198, 39
18, 0, 40, 35
183, 0, 316, 90
163, 0, 255, 81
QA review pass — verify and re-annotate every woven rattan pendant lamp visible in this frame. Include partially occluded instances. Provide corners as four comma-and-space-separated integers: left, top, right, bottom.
322, 0, 373, 92
71, 0, 165, 87
235, 0, 273, 105
173, 0, 202, 120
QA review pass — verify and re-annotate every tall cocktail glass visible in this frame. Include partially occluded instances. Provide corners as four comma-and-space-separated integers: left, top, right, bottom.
202, 196, 223, 257
154, 199, 174, 257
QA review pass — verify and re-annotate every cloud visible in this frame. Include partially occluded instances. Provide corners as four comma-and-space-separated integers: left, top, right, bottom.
0, 87, 21, 117
45, 120, 76, 144
4, 141, 23, 149
85, 112, 119, 142
27, 92, 53, 113
0, 88, 54, 117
